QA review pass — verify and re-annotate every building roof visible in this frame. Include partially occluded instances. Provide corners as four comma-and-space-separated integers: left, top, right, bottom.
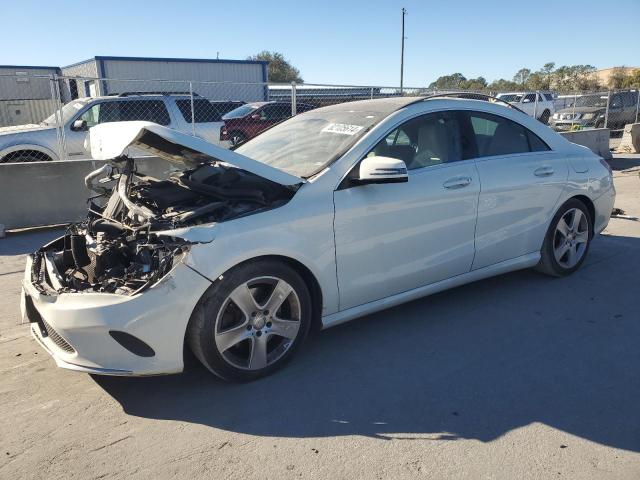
63, 56, 268, 69
0, 65, 60, 71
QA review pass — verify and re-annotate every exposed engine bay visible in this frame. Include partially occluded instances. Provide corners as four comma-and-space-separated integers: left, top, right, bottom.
32, 156, 297, 295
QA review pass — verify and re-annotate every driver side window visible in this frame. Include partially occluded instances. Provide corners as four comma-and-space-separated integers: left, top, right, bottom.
79, 104, 100, 127
367, 111, 469, 170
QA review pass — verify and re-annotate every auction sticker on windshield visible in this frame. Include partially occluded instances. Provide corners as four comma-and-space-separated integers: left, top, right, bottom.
321, 123, 364, 135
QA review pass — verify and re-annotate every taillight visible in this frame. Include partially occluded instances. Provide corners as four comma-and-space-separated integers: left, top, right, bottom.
599, 158, 612, 175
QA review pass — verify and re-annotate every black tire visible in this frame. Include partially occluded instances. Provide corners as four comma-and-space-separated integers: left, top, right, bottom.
539, 109, 550, 124
535, 199, 593, 277
1, 152, 50, 163
595, 120, 605, 129
187, 259, 312, 382
229, 131, 246, 147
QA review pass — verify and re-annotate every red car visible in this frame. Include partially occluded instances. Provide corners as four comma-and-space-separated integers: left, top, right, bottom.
220, 101, 314, 146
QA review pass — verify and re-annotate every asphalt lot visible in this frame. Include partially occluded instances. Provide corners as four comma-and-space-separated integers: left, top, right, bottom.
1, 154, 639, 480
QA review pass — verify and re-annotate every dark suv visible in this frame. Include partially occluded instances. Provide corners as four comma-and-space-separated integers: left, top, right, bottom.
220, 101, 314, 145
550, 90, 639, 131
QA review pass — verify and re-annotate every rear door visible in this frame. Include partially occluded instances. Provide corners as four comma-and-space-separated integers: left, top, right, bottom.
464, 110, 569, 269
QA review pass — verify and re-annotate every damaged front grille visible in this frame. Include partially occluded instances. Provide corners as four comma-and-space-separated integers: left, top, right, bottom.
25, 294, 75, 353
41, 318, 75, 354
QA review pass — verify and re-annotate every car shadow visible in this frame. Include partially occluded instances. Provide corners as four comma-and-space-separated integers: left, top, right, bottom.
609, 155, 640, 171
94, 233, 640, 451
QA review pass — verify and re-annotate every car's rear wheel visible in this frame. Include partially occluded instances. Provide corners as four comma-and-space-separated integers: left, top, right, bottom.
535, 199, 593, 277
187, 259, 312, 381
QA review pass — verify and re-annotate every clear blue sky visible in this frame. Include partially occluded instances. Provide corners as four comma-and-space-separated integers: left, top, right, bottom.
5, 0, 638, 86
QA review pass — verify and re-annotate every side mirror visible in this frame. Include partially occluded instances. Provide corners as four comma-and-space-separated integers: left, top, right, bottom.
71, 119, 87, 131
250, 113, 261, 121
357, 156, 408, 185
522, 98, 531, 103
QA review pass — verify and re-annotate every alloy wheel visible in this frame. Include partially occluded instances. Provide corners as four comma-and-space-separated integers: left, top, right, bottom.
553, 208, 589, 269
214, 276, 301, 370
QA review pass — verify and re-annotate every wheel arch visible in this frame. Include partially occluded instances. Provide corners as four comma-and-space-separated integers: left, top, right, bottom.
570, 194, 596, 227
0, 144, 58, 162
237, 254, 324, 333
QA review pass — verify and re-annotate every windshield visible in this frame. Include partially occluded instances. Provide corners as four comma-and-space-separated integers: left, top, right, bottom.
41, 100, 88, 126
574, 95, 608, 108
497, 94, 523, 103
222, 104, 260, 120
235, 108, 382, 178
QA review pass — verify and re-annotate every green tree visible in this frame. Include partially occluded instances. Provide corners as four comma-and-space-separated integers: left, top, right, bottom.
622, 69, 640, 89
428, 73, 468, 90
248, 51, 303, 83
513, 68, 531, 88
608, 67, 628, 89
487, 78, 520, 92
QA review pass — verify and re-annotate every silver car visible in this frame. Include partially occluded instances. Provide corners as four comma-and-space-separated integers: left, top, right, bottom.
0, 93, 227, 162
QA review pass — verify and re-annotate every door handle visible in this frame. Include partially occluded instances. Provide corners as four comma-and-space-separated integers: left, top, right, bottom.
443, 176, 472, 189
534, 166, 554, 177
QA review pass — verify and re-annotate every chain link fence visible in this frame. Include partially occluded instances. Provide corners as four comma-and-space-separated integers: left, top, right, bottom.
0, 72, 638, 163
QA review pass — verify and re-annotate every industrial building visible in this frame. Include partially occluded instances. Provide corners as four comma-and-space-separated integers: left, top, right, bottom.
0, 65, 60, 126
0, 56, 269, 126
60, 56, 268, 102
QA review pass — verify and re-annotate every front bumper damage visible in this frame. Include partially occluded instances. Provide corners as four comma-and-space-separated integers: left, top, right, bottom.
21, 253, 212, 376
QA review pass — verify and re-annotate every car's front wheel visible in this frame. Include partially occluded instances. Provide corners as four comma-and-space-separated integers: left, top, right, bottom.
187, 259, 312, 381
536, 199, 593, 277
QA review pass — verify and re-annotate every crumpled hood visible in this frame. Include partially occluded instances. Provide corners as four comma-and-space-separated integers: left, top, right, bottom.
0, 123, 53, 136
89, 121, 304, 186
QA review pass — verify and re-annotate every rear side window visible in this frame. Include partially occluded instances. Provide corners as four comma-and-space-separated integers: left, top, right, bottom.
176, 99, 224, 123
544, 93, 554, 101
119, 100, 170, 125
467, 111, 549, 157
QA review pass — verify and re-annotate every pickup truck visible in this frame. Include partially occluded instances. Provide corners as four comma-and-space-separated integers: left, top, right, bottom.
495, 91, 555, 124
0, 93, 241, 162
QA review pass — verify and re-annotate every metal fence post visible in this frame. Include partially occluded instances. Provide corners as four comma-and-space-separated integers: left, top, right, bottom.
189, 81, 196, 136
635, 89, 639, 124
571, 91, 577, 129
604, 90, 611, 130
370, 87, 374, 100
291, 81, 297, 116
50, 74, 67, 160
48, 75, 64, 160
533, 90, 539, 120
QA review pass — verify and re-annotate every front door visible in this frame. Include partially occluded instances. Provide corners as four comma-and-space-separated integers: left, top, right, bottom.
333, 110, 480, 310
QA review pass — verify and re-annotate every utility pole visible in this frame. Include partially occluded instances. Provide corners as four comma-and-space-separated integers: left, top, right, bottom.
400, 7, 407, 94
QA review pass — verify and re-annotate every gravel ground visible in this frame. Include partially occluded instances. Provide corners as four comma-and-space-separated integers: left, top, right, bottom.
1, 155, 639, 480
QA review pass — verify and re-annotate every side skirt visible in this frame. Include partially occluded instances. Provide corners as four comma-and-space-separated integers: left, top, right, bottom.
321, 252, 540, 329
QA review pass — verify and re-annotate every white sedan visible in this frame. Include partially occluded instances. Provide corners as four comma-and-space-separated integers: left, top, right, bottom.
21, 96, 616, 381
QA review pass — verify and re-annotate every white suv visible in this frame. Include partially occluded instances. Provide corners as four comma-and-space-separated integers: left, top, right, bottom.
0, 93, 232, 162
496, 92, 555, 124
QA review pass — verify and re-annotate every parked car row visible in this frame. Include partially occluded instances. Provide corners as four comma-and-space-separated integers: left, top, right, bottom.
0, 94, 312, 163
496, 89, 639, 131
496, 91, 556, 124
550, 90, 639, 131
0, 93, 242, 162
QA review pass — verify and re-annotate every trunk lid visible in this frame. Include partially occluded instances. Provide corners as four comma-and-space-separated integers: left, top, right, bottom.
89, 121, 304, 186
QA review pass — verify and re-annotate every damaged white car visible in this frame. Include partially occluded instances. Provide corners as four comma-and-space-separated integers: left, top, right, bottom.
22, 96, 615, 381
